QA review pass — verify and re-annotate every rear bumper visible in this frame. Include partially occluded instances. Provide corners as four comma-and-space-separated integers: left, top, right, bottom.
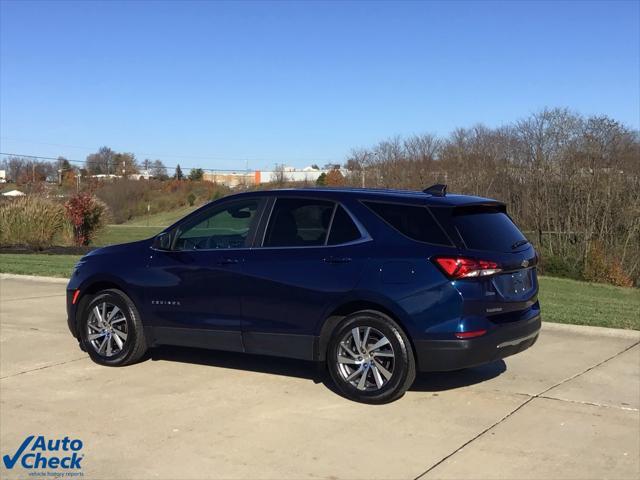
414, 314, 541, 372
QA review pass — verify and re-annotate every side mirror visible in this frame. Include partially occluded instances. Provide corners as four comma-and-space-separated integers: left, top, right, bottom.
152, 231, 173, 251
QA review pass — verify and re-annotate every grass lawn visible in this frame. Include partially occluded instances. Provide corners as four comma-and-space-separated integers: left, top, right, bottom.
123, 204, 200, 227
0, 254, 81, 278
93, 205, 201, 246
537, 276, 639, 330
93, 225, 163, 246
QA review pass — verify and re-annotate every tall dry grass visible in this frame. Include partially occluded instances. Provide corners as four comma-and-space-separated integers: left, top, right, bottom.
0, 196, 67, 248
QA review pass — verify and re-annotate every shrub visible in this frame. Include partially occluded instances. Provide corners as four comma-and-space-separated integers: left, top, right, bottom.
64, 193, 109, 246
94, 179, 230, 224
211, 190, 223, 201
187, 192, 196, 206
93, 179, 148, 223
583, 242, 633, 287
0, 196, 67, 248
325, 169, 345, 186
538, 253, 584, 281
58, 219, 76, 247
188, 168, 204, 181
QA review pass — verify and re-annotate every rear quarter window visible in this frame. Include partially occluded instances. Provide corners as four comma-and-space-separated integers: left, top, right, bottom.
363, 201, 452, 245
327, 205, 362, 245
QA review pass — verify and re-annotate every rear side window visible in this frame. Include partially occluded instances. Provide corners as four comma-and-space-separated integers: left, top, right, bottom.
264, 198, 334, 247
453, 206, 527, 252
327, 206, 361, 245
363, 201, 451, 245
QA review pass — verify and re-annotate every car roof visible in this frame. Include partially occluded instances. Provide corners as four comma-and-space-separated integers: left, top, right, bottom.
229, 187, 504, 207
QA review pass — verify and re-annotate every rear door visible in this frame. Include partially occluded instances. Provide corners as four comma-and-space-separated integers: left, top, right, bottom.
239, 197, 369, 359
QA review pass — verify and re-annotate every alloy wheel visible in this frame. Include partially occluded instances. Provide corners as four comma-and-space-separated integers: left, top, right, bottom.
86, 301, 128, 357
336, 326, 395, 391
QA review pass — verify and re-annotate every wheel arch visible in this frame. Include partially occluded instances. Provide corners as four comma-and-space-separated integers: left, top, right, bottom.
316, 299, 416, 362
74, 277, 134, 333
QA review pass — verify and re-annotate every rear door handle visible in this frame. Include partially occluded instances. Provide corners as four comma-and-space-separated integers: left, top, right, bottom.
323, 256, 352, 264
217, 258, 240, 265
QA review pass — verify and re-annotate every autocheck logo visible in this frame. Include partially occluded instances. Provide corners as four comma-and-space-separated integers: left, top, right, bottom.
2, 435, 84, 471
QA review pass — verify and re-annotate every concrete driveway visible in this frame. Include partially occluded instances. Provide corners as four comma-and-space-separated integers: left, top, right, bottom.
1, 274, 638, 479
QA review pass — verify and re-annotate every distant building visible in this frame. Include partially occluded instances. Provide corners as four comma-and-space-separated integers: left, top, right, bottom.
133, 170, 151, 180
202, 171, 257, 188
2, 189, 26, 197
0, 170, 6, 183
89, 171, 152, 181
202, 166, 347, 188
89, 174, 121, 180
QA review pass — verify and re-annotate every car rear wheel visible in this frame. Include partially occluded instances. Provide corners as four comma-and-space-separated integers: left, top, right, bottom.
79, 289, 148, 366
327, 310, 416, 404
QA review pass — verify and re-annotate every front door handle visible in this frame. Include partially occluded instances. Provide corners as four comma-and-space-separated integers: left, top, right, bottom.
217, 258, 240, 265
323, 256, 352, 264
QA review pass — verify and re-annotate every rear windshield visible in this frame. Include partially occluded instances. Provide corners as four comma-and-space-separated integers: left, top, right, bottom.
453, 206, 527, 252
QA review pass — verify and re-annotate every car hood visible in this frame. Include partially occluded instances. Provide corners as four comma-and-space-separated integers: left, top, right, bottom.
84, 238, 154, 258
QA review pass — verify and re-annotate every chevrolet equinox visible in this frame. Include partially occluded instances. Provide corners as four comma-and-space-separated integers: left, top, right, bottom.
67, 185, 541, 403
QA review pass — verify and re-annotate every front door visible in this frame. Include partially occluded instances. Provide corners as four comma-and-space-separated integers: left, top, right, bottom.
146, 197, 264, 351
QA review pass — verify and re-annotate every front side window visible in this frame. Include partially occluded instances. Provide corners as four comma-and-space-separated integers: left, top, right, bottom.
263, 198, 334, 247
174, 200, 259, 250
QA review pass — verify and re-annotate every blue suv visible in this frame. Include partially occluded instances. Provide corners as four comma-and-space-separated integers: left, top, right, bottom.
67, 185, 540, 403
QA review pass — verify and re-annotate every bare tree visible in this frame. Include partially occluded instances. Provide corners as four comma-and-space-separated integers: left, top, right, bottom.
149, 160, 168, 180
86, 146, 116, 175
271, 164, 286, 185
340, 108, 640, 286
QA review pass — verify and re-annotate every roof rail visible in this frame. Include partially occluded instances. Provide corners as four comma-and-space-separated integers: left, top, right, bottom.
423, 184, 447, 196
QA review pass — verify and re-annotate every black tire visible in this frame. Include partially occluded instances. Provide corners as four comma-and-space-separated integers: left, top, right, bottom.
79, 289, 148, 366
327, 310, 416, 404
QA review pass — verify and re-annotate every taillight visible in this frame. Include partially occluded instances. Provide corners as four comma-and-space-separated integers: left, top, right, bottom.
433, 257, 502, 279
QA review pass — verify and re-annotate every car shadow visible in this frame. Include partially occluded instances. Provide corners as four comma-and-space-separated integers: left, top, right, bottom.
410, 360, 506, 392
150, 345, 323, 381
149, 345, 507, 394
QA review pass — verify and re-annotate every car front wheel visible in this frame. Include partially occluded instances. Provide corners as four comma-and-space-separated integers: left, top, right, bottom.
327, 310, 416, 404
79, 289, 148, 366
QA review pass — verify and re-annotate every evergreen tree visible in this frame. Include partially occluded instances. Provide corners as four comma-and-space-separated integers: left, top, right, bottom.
316, 172, 327, 186
174, 164, 184, 180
